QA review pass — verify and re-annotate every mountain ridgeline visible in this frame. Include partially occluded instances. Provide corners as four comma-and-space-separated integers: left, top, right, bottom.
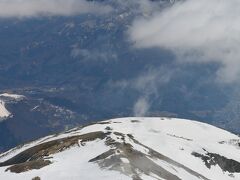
0, 117, 240, 180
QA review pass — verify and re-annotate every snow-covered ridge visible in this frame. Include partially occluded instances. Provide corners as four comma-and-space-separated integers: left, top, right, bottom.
0, 93, 25, 121
0, 117, 239, 180
0, 93, 25, 100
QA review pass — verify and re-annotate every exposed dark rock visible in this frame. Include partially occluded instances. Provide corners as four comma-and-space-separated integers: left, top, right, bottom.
131, 120, 140, 123
105, 126, 113, 131
32, 176, 41, 180
90, 131, 209, 180
89, 149, 115, 162
219, 139, 240, 148
167, 133, 193, 141
97, 122, 111, 125
130, 135, 209, 180
6, 160, 51, 173
0, 131, 107, 173
192, 151, 240, 173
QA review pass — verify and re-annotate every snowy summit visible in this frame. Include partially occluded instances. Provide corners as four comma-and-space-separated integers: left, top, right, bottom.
0, 117, 239, 180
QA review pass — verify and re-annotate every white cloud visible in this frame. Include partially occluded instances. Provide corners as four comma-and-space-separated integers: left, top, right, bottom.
132, 68, 172, 116
0, 0, 112, 18
129, 0, 240, 83
110, 67, 172, 95
109, 67, 173, 116
133, 97, 150, 117
133, 67, 172, 96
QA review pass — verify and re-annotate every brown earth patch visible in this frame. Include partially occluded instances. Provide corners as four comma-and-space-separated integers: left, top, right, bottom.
6, 160, 51, 173
0, 131, 107, 173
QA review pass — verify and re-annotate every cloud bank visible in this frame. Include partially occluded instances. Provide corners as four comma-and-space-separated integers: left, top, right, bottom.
129, 0, 240, 83
0, 0, 112, 18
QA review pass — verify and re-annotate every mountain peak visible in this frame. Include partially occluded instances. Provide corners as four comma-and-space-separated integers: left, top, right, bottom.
0, 117, 240, 180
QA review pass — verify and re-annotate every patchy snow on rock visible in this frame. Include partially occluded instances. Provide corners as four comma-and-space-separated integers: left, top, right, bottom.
0, 117, 240, 180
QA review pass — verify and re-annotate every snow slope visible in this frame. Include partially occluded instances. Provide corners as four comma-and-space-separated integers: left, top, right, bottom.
0, 100, 10, 120
0, 117, 239, 180
0, 93, 25, 121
